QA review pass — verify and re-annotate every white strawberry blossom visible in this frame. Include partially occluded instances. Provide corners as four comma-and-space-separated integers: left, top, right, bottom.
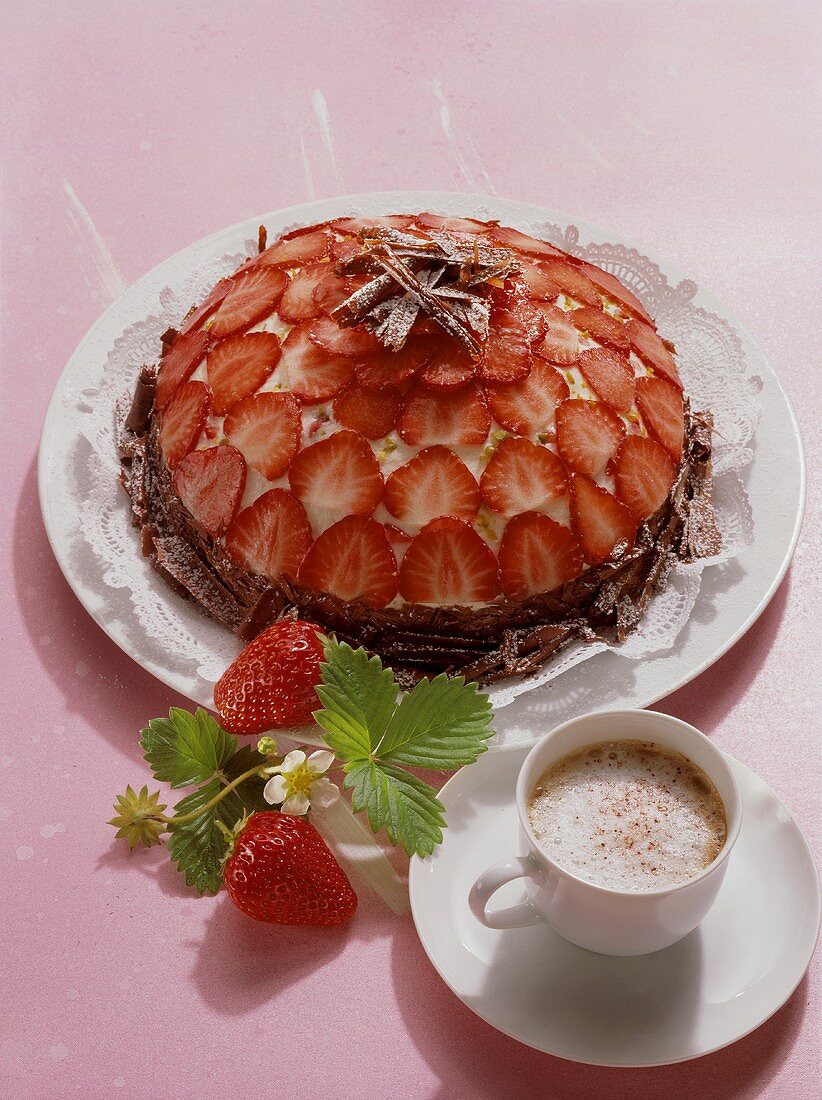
263, 749, 340, 816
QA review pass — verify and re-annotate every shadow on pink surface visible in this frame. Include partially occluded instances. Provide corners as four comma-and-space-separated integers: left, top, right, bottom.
95, 839, 198, 900
389, 925, 809, 1100
186, 889, 400, 1014
13, 458, 196, 764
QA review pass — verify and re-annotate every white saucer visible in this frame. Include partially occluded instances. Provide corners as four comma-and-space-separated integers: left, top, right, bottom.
409, 744, 820, 1067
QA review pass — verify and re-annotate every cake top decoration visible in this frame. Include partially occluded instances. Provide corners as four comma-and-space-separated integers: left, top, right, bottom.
331, 225, 519, 356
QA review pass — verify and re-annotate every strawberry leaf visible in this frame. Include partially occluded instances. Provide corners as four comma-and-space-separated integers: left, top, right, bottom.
140, 708, 237, 789
314, 641, 493, 857
343, 761, 446, 857
377, 674, 492, 768
314, 643, 397, 759
167, 780, 245, 895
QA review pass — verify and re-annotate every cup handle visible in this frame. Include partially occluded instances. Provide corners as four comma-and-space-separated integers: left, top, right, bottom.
469, 855, 545, 930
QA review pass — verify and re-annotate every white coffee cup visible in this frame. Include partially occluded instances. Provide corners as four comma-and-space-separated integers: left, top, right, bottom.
469, 709, 742, 956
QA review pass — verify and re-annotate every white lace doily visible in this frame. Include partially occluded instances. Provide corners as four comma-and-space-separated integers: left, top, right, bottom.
46, 197, 760, 735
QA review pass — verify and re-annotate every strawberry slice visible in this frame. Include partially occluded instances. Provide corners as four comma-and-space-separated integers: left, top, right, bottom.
517, 261, 562, 301
414, 212, 491, 235
313, 272, 357, 315
569, 474, 636, 564
332, 384, 401, 438
420, 342, 476, 389
172, 444, 246, 537
155, 330, 210, 410
309, 314, 382, 359
180, 277, 232, 336
613, 436, 677, 521
288, 429, 383, 516
225, 488, 312, 581
159, 380, 211, 468
534, 303, 581, 364
627, 319, 682, 388
280, 323, 354, 403
206, 331, 282, 415
208, 266, 289, 339
574, 261, 653, 324
384, 446, 481, 526
331, 237, 361, 263
399, 517, 500, 605
555, 399, 626, 478
356, 336, 437, 390
397, 382, 490, 447
498, 512, 584, 598
486, 358, 569, 436
277, 264, 328, 324
259, 229, 331, 268
480, 437, 568, 516
489, 225, 565, 258
479, 306, 540, 384
537, 260, 602, 308
635, 376, 685, 462
571, 306, 630, 352
330, 215, 416, 234
298, 515, 398, 608
223, 391, 301, 480
578, 347, 635, 413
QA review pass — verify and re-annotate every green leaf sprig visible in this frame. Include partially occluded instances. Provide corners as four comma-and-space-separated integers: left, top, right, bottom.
315, 641, 494, 857
108, 641, 496, 896
108, 708, 272, 895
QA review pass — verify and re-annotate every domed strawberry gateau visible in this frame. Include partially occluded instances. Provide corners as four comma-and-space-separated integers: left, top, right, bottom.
120, 213, 720, 684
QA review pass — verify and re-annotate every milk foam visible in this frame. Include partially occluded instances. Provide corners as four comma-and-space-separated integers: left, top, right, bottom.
527, 740, 726, 892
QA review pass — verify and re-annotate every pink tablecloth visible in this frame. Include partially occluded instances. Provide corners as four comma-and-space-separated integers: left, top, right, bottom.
3, 2, 819, 1096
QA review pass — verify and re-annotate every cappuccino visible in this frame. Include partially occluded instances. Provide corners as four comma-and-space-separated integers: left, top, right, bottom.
527, 740, 726, 892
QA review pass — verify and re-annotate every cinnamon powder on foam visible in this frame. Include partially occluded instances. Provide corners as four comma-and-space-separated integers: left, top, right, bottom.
527, 740, 726, 891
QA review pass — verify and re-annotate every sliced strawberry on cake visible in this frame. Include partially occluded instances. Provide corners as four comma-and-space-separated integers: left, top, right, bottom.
298, 515, 398, 608
397, 382, 490, 446
280, 323, 354, 403
486, 359, 569, 436
613, 436, 677, 521
555, 399, 626, 478
385, 446, 480, 527
172, 445, 246, 537
498, 512, 584, 598
569, 474, 636, 565
208, 266, 289, 339
225, 489, 312, 581
288, 430, 383, 517
635, 376, 685, 461
398, 517, 500, 605
479, 437, 567, 516
577, 347, 635, 413
223, 391, 301, 479
627, 319, 682, 388
159, 379, 211, 468
207, 332, 282, 415
534, 303, 581, 365
155, 330, 210, 411
332, 384, 402, 439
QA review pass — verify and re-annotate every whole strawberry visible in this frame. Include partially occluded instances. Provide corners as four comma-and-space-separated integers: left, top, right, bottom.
224, 812, 357, 926
214, 620, 324, 734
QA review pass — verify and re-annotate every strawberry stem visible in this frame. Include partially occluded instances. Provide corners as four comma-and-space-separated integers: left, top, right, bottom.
161, 763, 271, 827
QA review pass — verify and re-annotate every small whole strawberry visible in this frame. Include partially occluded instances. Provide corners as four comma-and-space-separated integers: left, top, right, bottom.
214, 620, 325, 734
223, 811, 358, 926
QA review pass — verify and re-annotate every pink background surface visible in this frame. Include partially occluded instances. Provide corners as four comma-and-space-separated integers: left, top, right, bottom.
2, 2, 820, 1097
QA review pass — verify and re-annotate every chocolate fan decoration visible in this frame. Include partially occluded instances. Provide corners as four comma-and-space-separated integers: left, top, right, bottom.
330, 227, 520, 357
